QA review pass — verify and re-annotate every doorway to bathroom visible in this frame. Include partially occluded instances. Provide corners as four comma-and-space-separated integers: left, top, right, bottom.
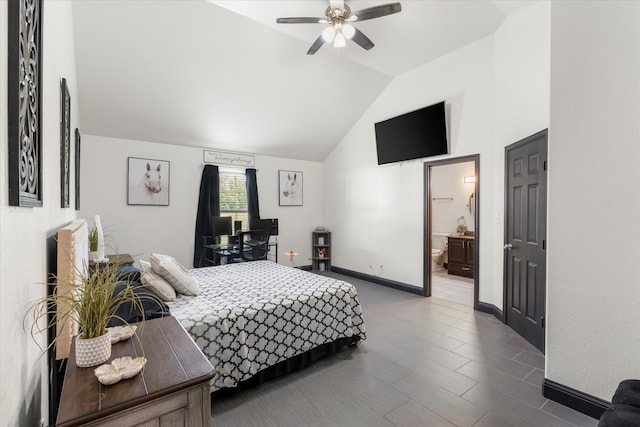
424, 155, 479, 309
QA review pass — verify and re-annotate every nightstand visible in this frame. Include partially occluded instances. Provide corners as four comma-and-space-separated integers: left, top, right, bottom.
88, 253, 135, 270
56, 316, 214, 426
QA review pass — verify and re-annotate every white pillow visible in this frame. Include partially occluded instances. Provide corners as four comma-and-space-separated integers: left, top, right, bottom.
140, 271, 177, 302
149, 253, 200, 296
137, 259, 152, 273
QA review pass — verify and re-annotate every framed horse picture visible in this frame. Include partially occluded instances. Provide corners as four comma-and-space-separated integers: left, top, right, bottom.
279, 170, 303, 206
127, 157, 170, 206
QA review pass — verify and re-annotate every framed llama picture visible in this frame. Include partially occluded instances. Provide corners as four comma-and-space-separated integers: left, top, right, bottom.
279, 170, 303, 206
127, 157, 170, 206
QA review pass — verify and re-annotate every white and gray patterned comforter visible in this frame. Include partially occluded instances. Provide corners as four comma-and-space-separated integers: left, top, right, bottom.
166, 261, 366, 391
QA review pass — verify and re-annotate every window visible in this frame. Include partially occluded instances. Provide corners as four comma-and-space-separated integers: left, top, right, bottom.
219, 169, 247, 231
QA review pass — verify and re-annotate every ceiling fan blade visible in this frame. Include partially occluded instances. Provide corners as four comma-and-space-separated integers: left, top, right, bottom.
276, 17, 325, 24
307, 35, 326, 55
350, 2, 402, 21
352, 28, 374, 50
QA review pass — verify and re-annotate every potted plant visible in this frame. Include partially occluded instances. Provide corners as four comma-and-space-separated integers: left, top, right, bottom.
29, 260, 155, 367
88, 226, 99, 260
456, 216, 467, 236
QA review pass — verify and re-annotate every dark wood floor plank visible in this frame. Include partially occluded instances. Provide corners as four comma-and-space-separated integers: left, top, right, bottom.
390, 373, 486, 427
384, 399, 457, 427
453, 343, 536, 380
456, 360, 548, 409
462, 383, 574, 427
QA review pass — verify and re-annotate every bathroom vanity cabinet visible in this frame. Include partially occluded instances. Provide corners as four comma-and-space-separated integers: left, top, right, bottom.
447, 236, 475, 278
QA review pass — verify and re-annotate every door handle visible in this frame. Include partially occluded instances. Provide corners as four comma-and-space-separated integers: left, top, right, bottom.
504, 243, 513, 250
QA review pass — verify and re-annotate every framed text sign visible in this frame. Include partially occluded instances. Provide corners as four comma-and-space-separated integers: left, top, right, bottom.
203, 150, 255, 168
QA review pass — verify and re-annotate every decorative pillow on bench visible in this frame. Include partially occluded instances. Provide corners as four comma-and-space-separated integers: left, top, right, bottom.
149, 253, 200, 296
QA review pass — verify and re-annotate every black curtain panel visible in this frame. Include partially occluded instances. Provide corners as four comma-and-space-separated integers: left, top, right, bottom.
193, 165, 220, 268
246, 168, 260, 222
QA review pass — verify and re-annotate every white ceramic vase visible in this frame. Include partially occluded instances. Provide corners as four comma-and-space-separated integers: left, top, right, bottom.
75, 331, 111, 368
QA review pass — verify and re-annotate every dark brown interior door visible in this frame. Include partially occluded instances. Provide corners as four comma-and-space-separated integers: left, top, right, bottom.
504, 129, 547, 352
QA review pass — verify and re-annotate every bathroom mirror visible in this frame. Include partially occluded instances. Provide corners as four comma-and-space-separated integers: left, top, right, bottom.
468, 192, 475, 217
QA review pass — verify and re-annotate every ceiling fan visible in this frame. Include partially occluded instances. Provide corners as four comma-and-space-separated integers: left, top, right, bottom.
276, 0, 402, 55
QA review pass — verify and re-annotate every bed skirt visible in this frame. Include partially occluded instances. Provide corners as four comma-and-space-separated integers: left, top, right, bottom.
211, 334, 361, 399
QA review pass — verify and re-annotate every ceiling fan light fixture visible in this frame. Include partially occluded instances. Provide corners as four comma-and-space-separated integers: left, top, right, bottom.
322, 26, 336, 42
277, 1, 402, 54
342, 23, 355, 39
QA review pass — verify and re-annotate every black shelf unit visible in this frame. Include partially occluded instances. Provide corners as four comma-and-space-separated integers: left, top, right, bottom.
312, 231, 331, 272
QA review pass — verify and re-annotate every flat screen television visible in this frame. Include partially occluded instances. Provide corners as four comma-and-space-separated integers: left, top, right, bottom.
374, 101, 448, 165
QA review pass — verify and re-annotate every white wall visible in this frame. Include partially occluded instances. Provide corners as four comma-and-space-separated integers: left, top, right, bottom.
489, 1, 550, 305
0, 2, 80, 425
324, 36, 494, 287
547, 1, 640, 400
79, 136, 324, 268
324, 2, 549, 307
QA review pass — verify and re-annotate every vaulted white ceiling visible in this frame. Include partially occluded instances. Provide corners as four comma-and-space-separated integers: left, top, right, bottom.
71, 0, 536, 161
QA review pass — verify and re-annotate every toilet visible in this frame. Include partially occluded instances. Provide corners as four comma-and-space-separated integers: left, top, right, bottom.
431, 248, 444, 272
431, 233, 449, 272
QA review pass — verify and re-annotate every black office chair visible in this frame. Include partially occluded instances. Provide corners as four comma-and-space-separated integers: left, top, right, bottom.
202, 216, 234, 266
233, 230, 271, 262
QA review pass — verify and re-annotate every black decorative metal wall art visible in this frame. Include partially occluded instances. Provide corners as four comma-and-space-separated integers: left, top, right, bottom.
8, 0, 44, 207
60, 78, 71, 208
75, 129, 81, 211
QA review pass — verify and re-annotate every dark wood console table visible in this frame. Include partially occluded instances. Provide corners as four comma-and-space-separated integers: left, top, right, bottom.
56, 316, 214, 426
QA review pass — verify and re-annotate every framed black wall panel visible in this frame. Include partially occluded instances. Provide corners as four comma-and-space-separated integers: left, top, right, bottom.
8, 0, 44, 207
75, 129, 81, 210
60, 78, 71, 208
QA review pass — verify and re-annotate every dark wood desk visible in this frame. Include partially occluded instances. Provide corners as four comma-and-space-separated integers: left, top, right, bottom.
204, 240, 278, 265
56, 316, 214, 427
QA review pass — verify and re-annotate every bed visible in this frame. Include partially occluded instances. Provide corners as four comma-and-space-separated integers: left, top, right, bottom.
49, 220, 366, 399
165, 260, 367, 392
